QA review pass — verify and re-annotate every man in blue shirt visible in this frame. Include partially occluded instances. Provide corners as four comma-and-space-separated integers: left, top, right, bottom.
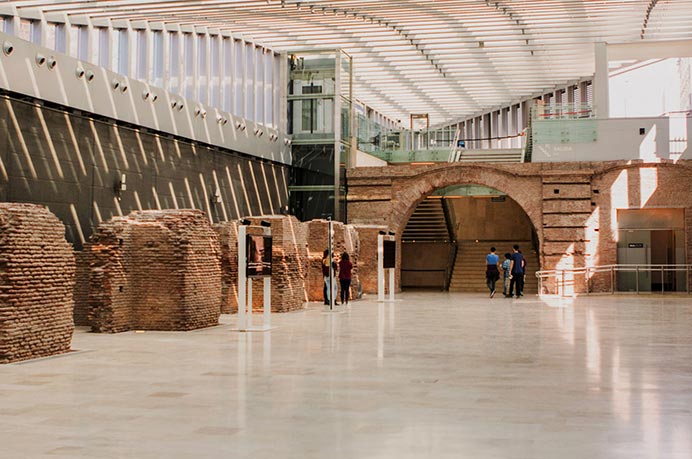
485, 247, 500, 298
508, 244, 525, 297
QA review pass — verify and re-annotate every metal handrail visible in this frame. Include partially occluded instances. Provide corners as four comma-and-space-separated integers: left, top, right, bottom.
536, 264, 692, 296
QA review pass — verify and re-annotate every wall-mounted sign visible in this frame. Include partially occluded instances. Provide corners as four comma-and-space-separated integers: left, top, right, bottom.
627, 242, 645, 248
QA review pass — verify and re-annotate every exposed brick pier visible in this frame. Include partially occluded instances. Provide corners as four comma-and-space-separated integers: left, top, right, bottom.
0, 204, 75, 363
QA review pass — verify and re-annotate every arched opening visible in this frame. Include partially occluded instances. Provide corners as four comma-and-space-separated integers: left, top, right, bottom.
400, 184, 540, 293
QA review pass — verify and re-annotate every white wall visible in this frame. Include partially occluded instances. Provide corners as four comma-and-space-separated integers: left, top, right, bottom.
610, 58, 692, 118
531, 117, 692, 162
355, 150, 387, 167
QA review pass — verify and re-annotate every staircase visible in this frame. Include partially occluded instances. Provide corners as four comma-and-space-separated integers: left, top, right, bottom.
449, 240, 539, 293
402, 198, 451, 242
452, 148, 524, 163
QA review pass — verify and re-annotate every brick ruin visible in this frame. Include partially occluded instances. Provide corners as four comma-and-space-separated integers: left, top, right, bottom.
351, 225, 389, 294
0, 204, 75, 364
305, 220, 362, 302
214, 220, 240, 314
215, 215, 310, 313
80, 210, 222, 333
213, 216, 372, 309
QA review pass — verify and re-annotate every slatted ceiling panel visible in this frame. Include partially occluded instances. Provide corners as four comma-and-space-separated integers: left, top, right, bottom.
10, 0, 692, 126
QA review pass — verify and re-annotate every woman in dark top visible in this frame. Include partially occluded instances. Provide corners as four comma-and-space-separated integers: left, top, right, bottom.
338, 252, 353, 304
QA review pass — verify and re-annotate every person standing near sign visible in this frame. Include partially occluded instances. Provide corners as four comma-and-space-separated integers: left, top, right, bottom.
322, 249, 338, 305
338, 252, 353, 304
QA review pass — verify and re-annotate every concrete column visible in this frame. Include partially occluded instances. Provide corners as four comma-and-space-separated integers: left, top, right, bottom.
594, 42, 609, 118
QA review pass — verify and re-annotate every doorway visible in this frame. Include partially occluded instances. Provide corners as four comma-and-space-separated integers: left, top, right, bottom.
616, 209, 686, 292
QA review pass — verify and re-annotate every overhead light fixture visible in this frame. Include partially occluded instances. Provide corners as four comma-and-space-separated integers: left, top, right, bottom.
35, 53, 46, 66
76, 67, 86, 79
86, 71, 95, 82
240, 218, 252, 226
260, 220, 271, 228
47, 57, 57, 70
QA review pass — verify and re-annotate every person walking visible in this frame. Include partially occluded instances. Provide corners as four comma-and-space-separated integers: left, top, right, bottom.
501, 252, 512, 297
508, 244, 525, 297
485, 247, 500, 298
338, 252, 353, 304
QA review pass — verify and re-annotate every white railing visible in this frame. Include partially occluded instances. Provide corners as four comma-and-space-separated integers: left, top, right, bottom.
536, 264, 692, 296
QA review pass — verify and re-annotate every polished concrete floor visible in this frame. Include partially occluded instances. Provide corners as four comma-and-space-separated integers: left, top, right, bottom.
2, 292, 692, 458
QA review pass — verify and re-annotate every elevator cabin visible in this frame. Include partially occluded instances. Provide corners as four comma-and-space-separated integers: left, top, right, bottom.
617, 208, 687, 292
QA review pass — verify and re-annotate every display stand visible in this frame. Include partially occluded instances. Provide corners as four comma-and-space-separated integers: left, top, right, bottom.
236, 223, 273, 332
377, 233, 397, 303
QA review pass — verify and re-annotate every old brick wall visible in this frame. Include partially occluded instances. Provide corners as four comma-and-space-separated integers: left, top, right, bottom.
250, 216, 309, 312
86, 210, 222, 333
0, 204, 75, 364
73, 250, 91, 326
347, 160, 692, 295
214, 221, 240, 314
591, 162, 692, 293
352, 225, 388, 294
306, 220, 350, 302
343, 225, 361, 300
216, 216, 309, 313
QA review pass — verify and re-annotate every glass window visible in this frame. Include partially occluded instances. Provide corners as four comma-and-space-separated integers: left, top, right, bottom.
98, 28, 110, 68
233, 40, 243, 117
255, 48, 265, 125
274, 54, 281, 130
265, 52, 274, 128
168, 32, 180, 94
30, 20, 41, 45
152, 30, 164, 88
197, 34, 208, 104
183, 33, 194, 99
245, 43, 255, 121
117, 28, 129, 75
77, 26, 88, 61
222, 37, 233, 112
210, 35, 220, 107
136, 29, 147, 80
2, 16, 15, 35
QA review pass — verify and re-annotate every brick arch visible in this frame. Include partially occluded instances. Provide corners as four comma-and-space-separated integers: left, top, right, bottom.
387, 164, 543, 245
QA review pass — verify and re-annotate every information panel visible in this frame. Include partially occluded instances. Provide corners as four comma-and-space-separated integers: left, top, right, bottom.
383, 240, 396, 269
247, 235, 273, 277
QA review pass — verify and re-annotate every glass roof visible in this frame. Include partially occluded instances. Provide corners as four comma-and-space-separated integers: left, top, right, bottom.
7, 0, 692, 125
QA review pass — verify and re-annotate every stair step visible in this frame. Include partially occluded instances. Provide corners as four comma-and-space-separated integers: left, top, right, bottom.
449, 239, 538, 294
